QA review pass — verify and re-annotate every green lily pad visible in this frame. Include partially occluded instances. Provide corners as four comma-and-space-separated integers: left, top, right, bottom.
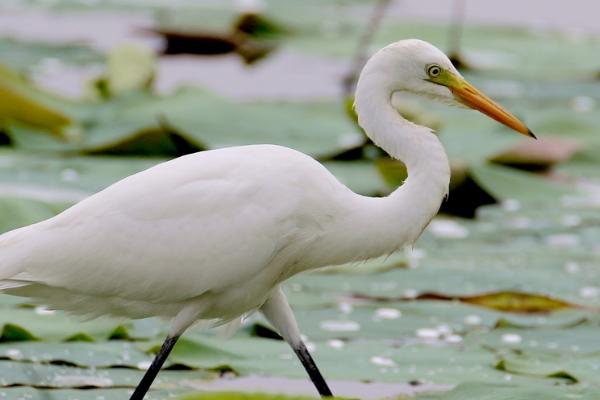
0, 360, 211, 388
0, 387, 177, 400
0, 341, 149, 367
9, 89, 360, 159
0, 308, 154, 342
469, 163, 574, 204
180, 393, 319, 400
0, 37, 101, 73
417, 382, 600, 400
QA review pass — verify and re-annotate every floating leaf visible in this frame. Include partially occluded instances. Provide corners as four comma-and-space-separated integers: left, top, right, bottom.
0, 37, 101, 72
108, 325, 132, 341
495, 354, 578, 383
181, 393, 319, 400
0, 359, 208, 388
9, 89, 359, 159
490, 137, 581, 170
0, 388, 176, 400
0, 342, 150, 368
416, 382, 600, 400
85, 127, 205, 157
469, 163, 574, 204
64, 332, 96, 343
0, 323, 38, 342
0, 67, 72, 139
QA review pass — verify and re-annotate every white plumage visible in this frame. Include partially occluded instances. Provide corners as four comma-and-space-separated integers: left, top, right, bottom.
0, 40, 532, 399
0, 147, 324, 311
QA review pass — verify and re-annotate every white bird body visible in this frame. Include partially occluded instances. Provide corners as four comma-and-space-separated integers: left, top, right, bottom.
0, 40, 531, 399
0, 135, 447, 321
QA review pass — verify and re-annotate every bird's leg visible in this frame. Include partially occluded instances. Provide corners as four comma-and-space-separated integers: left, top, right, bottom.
130, 305, 201, 400
260, 286, 333, 398
129, 334, 180, 400
291, 340, 333, 397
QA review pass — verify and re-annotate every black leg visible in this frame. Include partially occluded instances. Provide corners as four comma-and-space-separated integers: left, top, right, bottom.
292, 340, 333, 398
130, 335, 180, 400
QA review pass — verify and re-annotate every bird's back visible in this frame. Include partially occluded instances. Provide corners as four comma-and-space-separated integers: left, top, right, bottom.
0, 145, 351, 319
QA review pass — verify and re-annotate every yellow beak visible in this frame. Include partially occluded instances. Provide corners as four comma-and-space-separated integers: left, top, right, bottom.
450, 77, 535, 139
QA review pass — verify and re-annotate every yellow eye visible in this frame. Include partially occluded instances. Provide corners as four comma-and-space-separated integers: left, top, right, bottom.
426, 64, 441, 78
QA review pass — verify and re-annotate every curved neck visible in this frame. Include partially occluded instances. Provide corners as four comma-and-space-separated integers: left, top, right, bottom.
344, 68, 451, 260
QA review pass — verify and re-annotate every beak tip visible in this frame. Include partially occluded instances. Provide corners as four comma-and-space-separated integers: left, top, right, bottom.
527, 129, 537, 140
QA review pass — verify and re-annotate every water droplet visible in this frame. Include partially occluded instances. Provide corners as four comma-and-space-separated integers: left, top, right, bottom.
327, 339, 345, 350
436, 325, 452, 335
571, 96, 595, 113
509, 217, 531, 229
416, 328, 439, 340
137, 361, 152, 370
502, 199, 521, 212
564, 261, 580, 274
561, 214, 582, 227
406, 247, 427, 268
464, 315, 482, 325
370, 356, 396, 367
60, 168, 79, 182
374, 308, 401, 320
445, 334, 463, 344
501, 333, 522, 344
53, 376, 113, 387
428, 219, 469, 239
338, 302, 353, 315
35, 306, 56, 316
545, 234, 579, 248
579, 286, 600, 299
319, 320, 360, 332
6, 349, 23, 360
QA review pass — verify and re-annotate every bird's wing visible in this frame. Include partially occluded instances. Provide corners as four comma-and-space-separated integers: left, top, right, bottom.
2, 146, 319, 307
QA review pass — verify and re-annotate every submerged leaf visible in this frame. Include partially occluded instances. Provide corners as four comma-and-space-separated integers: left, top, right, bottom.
354, 291, 579, 313
459, 291, 578, 313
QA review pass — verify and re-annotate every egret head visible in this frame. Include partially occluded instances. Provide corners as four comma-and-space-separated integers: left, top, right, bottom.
363, 39, 534, 138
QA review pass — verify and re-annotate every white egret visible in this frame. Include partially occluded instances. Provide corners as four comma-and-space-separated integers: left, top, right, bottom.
0, 39, 533, 399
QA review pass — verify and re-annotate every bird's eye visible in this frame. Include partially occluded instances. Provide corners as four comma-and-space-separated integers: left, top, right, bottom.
426, 65, 441, 78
